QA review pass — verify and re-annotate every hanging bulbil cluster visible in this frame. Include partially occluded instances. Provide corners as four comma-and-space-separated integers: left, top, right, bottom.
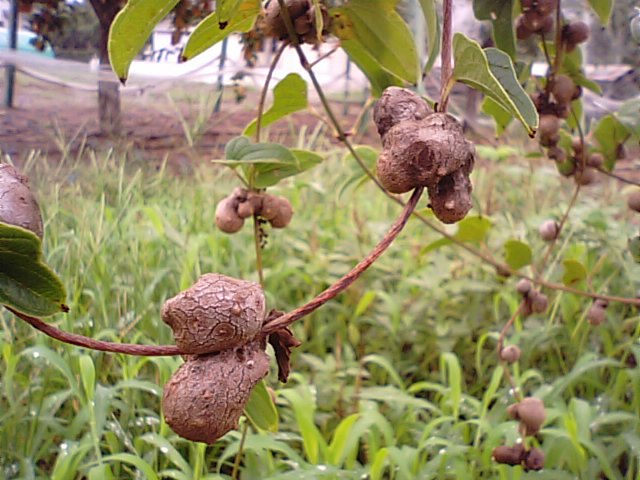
0, 164, 44, 238
493, 397, 546, 471
215, 187, 293, 234
161, 274, 272, 443
373, 87, 476, 224
515, 279, 548, 316
263, 0, 330, 44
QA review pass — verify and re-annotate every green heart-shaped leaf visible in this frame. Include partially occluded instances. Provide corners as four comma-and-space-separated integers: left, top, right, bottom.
504, 239, 532, 270
244, 74, 308, 136
182, 0, 260, 61
452, 34, 538, 135
108, 0, 180, 83
0, 222, 67, 317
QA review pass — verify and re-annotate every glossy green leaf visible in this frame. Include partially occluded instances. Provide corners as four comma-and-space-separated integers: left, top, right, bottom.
182, 0, 260, 61
218, 137, 322, 187
481, 97, 512, 135
587, 0, 613, 24
562, 259, 587, 286
330, 0, 419, 86
421, 215, 492, 254
418, 0, 440, 74
244, 74, 308, 136
0, 222, 67, 317
108, 0, 180, 82
593, 115, 629, 170
88, 465, 115, 480
503, 239, 532, 270
79, 355, 96, 402
216, 0, 242, 27
452, 34, 537, 135
473, 0, 516, 59
244, 380, 279, 432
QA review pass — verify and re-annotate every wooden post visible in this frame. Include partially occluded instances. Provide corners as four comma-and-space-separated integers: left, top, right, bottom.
3, 0, 19, 108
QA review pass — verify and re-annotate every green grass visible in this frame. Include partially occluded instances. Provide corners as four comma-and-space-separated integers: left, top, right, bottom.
1, 138, 640, 479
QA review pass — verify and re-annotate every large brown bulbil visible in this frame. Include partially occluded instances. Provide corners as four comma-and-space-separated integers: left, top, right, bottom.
263, 0, 330, 44
215, 188, 294, 234
373, 87, 475, 224
162, 338, 270, 444
161, 273, 266, 355
0, 164, 44, 238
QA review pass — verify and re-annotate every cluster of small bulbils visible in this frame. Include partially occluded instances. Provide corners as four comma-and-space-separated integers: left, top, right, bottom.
492, 397, 546, 471
494, 275, 548, 470
215, 187, 293, 234
263, 0, 330, 45
516, 1, 605, 185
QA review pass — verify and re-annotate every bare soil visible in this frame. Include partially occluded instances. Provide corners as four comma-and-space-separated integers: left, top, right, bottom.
0, 76, 377, 172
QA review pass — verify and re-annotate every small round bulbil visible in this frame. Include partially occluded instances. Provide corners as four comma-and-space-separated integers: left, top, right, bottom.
628, 190, 640, 212
373, 87, 476, 224
516, 278, 532, 295
492, 444, 525, 466
161, 273, 266, 355
551, 74, 575, 105
509, 397, 546, 436
0, 164, 44, 238
587, 303, 606, 326
162, 338, 269, 444
500, 345, 521, 364
539, 219, 559, 242
524, 448, 545, 471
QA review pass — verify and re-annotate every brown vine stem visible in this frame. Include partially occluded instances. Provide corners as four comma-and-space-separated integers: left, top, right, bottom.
496, 301, 526, 402
6, 188, 423, 351
6, 306, 183, 356
263, 187, 423, 334
439, 0, 453, 112
274, 0, 640, 308
596, 167, 640, 187
553, 0, 563, 74
255, 41, 286, 143
536, 184, 580, 281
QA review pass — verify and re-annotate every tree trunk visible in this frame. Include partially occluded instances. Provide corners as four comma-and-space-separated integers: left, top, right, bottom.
98, 36, 122, 137
90, 0, 123, 137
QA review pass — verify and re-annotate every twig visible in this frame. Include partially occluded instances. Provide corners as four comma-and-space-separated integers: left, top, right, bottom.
553, 0, 563, 74
255, 42, 286, 143
439, 0, 453, 112
6, 307, 182, 356
537, 184, 580, 279
262, 187, 424, 334
496, 301, 526, 402
596, 167, 640, 187
309, 45, 339, 68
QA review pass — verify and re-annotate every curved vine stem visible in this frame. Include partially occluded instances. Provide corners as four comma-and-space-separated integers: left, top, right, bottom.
439, 0, 453, 112
255, 41, 286, 143
263, 187, 423, 334
273, 0, 640, 307
5, 188, 424, 353
6, 307, 182, 356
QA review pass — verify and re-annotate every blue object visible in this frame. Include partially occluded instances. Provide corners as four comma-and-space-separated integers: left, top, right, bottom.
0, 27, 54, 57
